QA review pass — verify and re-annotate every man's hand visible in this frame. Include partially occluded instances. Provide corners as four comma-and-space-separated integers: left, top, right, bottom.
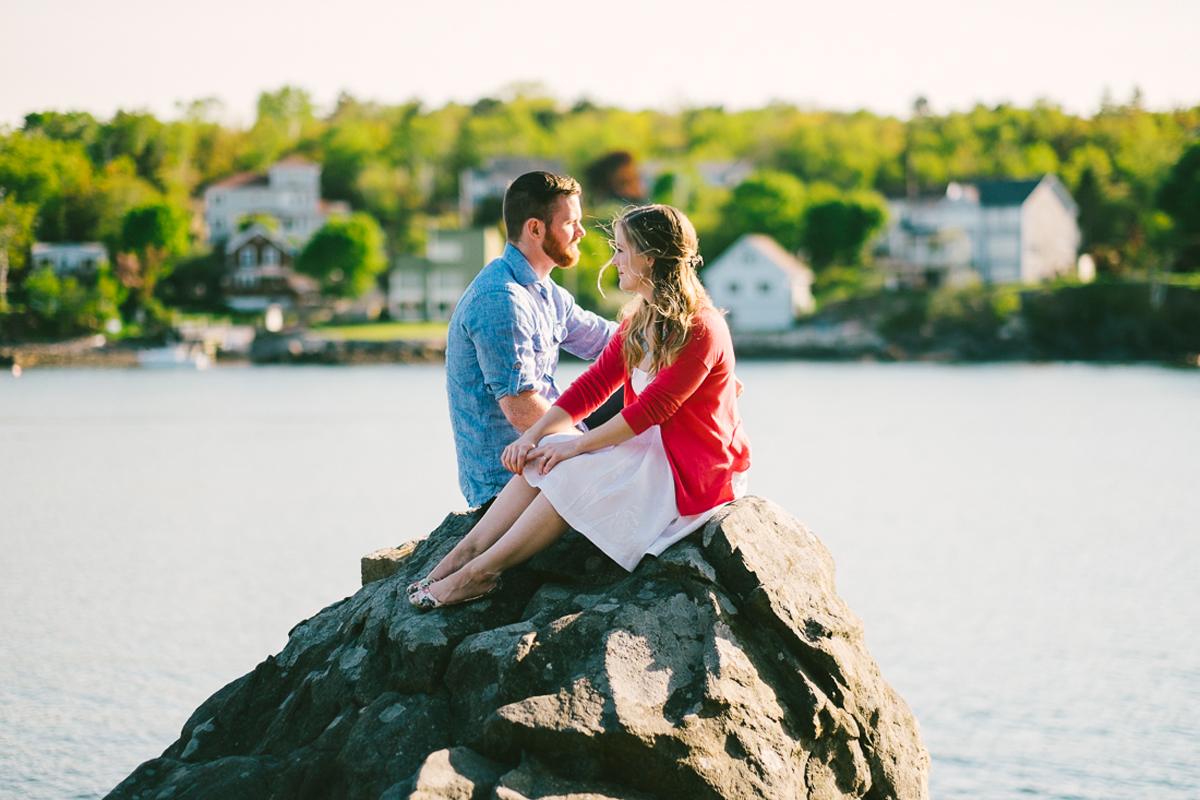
498, 390, 552, 433
502, 430, 541, 475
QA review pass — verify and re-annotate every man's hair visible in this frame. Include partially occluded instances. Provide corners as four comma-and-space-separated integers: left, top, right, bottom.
503, 172, 581, 243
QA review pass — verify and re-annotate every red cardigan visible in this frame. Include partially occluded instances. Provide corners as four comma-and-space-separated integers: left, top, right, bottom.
554, 305, 751, 515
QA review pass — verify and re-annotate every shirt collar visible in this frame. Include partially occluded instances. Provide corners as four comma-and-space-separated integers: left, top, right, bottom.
502, 242, 544, 287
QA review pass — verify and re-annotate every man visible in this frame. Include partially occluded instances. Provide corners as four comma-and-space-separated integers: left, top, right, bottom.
447, 171, 617, 507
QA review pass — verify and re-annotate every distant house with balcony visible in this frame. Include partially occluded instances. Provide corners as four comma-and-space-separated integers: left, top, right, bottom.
459, 157, 566, 227
879, 175, 1080, 287
389, 227, 503, 321
703, 234, 815, 332
203, 156, 349, 251
220, 224, 317, 312
31, 242, 109, 276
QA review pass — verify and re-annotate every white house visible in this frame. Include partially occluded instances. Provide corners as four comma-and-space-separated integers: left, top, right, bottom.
30, 242, 109, 275
220, 224, 317, 312
880, 175, 1080, 287
389, 227, 503, 321
203, 156, 349, 251
703, 234, 815, 332
459, 157, 566, 227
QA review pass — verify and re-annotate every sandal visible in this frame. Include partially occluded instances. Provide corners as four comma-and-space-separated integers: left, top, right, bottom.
406, 576, 434, 596
409, 577, 501, 611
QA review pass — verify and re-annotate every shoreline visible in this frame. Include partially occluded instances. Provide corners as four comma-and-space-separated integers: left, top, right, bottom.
3, 335, 1197, 371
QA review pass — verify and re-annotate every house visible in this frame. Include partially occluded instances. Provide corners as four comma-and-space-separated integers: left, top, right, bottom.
879, 175, 1080, 287
703, 234, 815, 332
203, 156, 349, 251
220, 224, 317, 312
459, 157, 566, 227
389, 227, 503, 321
30, 242, 109, 276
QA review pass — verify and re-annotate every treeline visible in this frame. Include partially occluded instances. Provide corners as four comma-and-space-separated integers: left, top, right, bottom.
1, 86, 1198, 338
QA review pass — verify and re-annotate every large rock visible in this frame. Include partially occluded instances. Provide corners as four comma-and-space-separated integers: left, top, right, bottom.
106, 497, 928, 800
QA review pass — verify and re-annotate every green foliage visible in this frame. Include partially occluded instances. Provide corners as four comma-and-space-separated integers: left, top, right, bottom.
313, 320, 449, 341
801, 191, 887, 269
812, 265, 879, 305
21, 264, 123, 337
712, 170, 806, 254
1157, 141, 1200, 270
238, 212, 280, 234
878, 285, 1020, 344
0, 131, 98, 241
156, 251, 225, 312
5, 87, 1200, 338
0, 193, 38, 305
295, 212, 387, 298
243, 86, 319, 169
1023, 282, 1200, 359
120, 201, 189, 255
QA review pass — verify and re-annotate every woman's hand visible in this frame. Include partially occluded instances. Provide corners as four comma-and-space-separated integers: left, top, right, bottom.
527, 437, 581, 475
502, 431, 541, 475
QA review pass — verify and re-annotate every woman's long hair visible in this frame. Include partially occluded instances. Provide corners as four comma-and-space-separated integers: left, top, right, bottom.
610, 205, 713, 375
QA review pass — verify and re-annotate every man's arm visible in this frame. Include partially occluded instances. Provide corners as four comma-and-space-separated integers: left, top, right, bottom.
470, 287, 546, 430
557, 289, 617, 360
498, 389, 553, 433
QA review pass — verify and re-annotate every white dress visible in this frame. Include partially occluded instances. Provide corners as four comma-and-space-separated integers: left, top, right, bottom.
524, 368, 748, 572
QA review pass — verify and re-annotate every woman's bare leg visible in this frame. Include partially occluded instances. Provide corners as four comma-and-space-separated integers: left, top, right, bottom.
424, 473, 540, 583
428, 493, 570, 604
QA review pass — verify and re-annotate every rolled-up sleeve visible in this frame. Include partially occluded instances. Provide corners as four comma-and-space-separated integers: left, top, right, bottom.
556, 326, 627, 422
559, 292, 616, 360
471, 288, 539, 399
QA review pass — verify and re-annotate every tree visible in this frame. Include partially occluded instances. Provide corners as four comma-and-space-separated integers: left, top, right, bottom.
120, 201, 189, 255
1158, 141, 1200, 270
0, 131, 99, 241
295, 212, 387, 299
801, 191, 888, 270
245, 86, 319, 169
22, 263, 123, 337
118, 201, 189, 315
0, 190, 38, 311
711, 170, 806, 255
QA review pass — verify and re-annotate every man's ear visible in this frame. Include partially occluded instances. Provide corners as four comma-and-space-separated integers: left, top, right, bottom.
525, 217, 542, 241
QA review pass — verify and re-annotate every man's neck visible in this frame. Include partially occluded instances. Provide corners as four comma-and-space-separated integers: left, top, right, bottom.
513, 240, 556, 281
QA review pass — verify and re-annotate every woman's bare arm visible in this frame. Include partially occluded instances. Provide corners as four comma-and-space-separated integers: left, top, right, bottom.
526, 410, 636, 475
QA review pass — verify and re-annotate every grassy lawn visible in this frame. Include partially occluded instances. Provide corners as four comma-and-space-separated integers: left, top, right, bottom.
311, 321, 450, 342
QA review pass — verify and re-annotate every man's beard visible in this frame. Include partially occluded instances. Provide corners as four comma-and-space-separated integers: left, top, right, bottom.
542, 231, 580, 268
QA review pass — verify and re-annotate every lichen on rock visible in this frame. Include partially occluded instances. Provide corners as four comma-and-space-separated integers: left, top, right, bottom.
105, 497, 929, 800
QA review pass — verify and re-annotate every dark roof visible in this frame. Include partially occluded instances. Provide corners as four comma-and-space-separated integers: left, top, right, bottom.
976, 179, 1041, 207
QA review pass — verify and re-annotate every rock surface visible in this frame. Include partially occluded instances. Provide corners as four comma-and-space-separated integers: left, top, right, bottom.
106, 497, 929, 800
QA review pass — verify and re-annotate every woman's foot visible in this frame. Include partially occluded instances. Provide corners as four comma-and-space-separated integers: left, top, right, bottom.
409, 567, 500, 610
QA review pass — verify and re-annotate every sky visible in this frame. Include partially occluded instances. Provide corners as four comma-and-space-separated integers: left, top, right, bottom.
2, 0, 1198, 127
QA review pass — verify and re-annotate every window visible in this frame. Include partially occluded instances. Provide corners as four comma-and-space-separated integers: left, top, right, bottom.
239, 248, 256, 267
261, 247, 279, 266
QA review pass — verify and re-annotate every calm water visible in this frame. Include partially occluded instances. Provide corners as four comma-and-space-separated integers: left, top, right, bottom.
1, 362, 1197, 799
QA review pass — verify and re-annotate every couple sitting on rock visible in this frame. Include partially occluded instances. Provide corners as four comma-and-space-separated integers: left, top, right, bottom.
410, 172, 751, 609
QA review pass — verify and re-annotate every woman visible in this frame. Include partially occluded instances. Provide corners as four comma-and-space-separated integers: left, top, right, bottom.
410, 204, 750, 608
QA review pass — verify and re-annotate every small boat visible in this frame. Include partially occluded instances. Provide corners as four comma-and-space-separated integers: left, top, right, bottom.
137, 344, 211, 370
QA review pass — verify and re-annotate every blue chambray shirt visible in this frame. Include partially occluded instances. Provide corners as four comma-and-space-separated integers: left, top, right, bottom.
447, 243, 616, 506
